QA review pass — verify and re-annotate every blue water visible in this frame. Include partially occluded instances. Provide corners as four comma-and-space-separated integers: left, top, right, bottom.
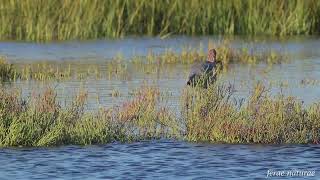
0, 141, 318, 179
1, 36, 320, 62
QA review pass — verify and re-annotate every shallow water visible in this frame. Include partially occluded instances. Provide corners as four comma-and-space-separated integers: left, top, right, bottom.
2, 36, 320, 109
1, 36, 320, 62
0, 141, 318, 179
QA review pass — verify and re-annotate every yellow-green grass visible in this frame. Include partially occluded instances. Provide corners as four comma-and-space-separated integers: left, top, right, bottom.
0, 82, 320, 147
0, 85, 180, 147
133, 40, 287, 68
181, 83, 320, 144
0, 56, 17, 82
0, 0, 319, 41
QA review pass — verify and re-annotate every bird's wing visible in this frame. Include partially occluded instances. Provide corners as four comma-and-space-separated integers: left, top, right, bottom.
186, 63, 202, 84
189, 63, 203, 77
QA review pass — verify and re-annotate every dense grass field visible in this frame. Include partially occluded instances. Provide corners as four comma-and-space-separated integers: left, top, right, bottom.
0, 0, 319, 41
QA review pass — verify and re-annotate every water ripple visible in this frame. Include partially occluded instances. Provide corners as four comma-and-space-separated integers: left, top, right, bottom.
0, 141, 318, 179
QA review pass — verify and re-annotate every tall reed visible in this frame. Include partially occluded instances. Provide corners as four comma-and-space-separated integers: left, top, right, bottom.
0, 0, 319, 41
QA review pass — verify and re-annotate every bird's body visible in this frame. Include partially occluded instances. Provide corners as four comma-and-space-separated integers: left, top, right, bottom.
187, 61, 217, 88
186, 49, 220, 88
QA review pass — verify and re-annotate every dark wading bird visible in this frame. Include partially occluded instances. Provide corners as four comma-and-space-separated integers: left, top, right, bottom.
187, 49, 221, 88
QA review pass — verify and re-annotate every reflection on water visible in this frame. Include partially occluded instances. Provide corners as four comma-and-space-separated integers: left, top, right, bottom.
0, 141, 318, 179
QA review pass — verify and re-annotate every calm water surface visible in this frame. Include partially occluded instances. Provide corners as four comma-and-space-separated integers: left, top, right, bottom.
0, 141, 319, 180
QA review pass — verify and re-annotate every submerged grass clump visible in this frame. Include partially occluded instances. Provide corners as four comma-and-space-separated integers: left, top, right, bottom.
182, 83, 320, 144
19, 63, 72, 81
0, 57, 16, 82
0, 0, 320, 41
132, 41, 287, 67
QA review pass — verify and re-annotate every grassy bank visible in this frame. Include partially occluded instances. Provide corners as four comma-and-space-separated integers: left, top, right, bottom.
0, 0, 319, 41
0, 83, 319, 147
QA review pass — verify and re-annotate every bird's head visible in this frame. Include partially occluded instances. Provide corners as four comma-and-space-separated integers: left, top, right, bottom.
207, 48, 217, 63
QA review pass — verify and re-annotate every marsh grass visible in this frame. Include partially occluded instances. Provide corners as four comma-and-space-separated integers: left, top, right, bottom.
181, 83, 320, 144
0, 85, 180, 147
18, 63, 72, 81
0, 57, 16, 82
0, 0, 319, 41
0, 81, 320, 147
131, 41, 287, 68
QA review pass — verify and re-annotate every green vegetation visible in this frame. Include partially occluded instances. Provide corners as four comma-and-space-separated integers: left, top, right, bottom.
0, 57, 16, 82
182, 83, 320, 144
0, 0, 319, 41
0, 85, 179, 147
0, 82, 319, 147
138, 40, 287, 68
